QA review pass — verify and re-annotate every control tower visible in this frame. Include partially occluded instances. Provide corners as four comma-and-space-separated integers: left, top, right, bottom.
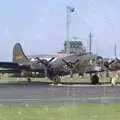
64, 40, 86, 54
56, 40, 86, 58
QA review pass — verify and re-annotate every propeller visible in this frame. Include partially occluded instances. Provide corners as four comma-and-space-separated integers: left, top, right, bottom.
62, 59, 73, 68
62, 59, 79, 77
103, 60, 115, 68
35, 57, 57, 78
108, 58, 120, 70
62, 59, 79, 68
35, 57, 55, 68
102, 58, 120, 77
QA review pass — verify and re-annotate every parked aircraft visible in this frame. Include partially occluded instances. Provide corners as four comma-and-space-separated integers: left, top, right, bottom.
0, 42, 103, 84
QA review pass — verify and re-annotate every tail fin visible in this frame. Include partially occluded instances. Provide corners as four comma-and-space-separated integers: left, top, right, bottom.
13, 43, 29, 63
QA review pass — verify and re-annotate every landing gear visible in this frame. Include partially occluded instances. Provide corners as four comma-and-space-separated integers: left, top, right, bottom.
78, 72, 84, 76
90, 74, 99, 85
70, 71, 73, 78
53, 75, 61, 85
27, 77, 31, 83
78, 72, 84, 78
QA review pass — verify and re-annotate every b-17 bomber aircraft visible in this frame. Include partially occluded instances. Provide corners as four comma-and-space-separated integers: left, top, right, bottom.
0, 43, 103, 84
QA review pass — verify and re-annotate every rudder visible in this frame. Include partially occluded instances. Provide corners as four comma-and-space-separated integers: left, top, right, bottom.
13, 43, 29, 63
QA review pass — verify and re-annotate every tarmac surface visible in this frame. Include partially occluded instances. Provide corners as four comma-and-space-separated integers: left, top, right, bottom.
0, 83, 120, 104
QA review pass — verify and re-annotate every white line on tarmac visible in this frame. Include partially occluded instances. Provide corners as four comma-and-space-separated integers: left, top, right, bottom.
0, 97, 120, 102
50, 84, 120, 87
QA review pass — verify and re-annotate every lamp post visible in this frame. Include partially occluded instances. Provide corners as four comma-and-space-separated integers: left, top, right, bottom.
89, 32, 93, 54
114, 42, 117, 58
66, 6, 70, 42
66, 6, 75, 54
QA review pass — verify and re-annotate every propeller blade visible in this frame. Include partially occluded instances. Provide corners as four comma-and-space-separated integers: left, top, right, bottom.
73, 59, 79, 65
103, 59, 115, 69
48, 57, 55, 63
108, 60, 115, 65
116, 58, 120, 63
35, 57, 42, 63
62, 59, 70, 66
62, 59, 74, 68
35, 57, 52, 69
35, 57, 47, 66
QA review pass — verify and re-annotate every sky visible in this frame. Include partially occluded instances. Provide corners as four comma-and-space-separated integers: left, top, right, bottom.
0, 0, 120, 61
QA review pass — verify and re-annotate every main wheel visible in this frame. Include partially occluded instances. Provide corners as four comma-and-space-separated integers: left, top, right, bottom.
70, 71, 73, 78
53, 75, 61, 84
27, 77, 31, 83
90, 75, 99, 84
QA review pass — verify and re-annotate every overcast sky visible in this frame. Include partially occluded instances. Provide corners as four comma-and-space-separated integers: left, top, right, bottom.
0, 0, 120, 61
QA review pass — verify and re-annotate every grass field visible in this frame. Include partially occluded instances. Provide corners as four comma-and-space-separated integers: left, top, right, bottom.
62, 75, 111, 83
0, 74, 113, 84
0, 104, 120, 120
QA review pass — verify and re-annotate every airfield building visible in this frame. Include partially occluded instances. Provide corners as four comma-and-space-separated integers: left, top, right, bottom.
56, 40, 87, 58
64, 40, 86, 54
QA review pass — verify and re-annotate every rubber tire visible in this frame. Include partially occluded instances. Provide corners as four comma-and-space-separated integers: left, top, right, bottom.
91, 75, 99, 84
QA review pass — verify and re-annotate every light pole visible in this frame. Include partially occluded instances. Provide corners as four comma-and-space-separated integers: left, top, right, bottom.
114, 42, 117, 58
89, 32, 93, 54
66, 6, 75, 54
66, 6, 70, 42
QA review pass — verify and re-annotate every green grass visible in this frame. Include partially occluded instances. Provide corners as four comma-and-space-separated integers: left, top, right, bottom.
0, 74, 113, 84
62, 75, 111, 83
0, 104, 120, 120
0, 76, 51, 83
0, 72, 119, 84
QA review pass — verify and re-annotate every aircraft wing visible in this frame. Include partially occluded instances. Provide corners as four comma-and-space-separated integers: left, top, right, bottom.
0, 62, 45, 73
85, 65, 106, 73
0, 62, 31, 69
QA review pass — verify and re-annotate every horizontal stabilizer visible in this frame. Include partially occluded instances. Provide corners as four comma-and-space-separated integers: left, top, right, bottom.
0, 62, 19, 68
0, 69, 21, 73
